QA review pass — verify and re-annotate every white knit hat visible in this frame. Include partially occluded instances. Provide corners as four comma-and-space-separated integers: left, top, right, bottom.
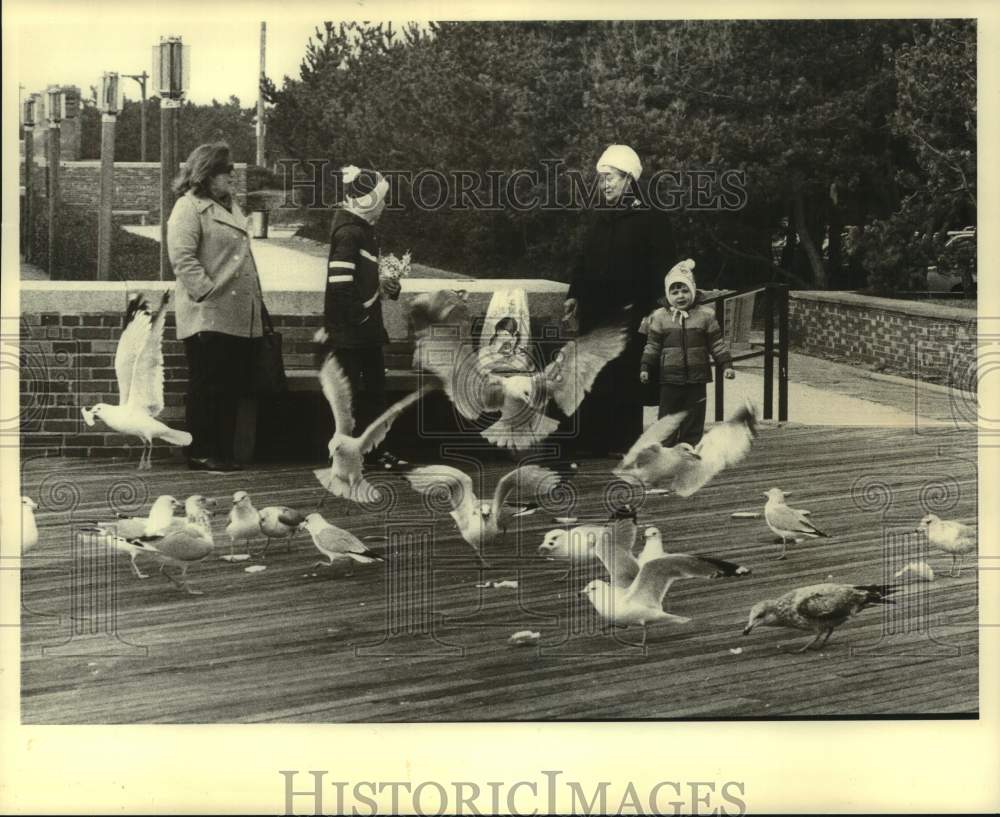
664, 258, 697, 300
595, 144, 642, 180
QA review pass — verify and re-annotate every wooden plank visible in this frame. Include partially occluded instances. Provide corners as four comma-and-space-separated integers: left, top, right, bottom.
18, 425, 978, 722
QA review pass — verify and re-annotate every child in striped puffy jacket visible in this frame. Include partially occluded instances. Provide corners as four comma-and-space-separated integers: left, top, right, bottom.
639, 259, 735, 446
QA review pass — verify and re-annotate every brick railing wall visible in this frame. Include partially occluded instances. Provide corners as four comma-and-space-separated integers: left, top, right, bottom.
19, 280, 569, 459
789, 291, 978, 389
20, 160, 249, 219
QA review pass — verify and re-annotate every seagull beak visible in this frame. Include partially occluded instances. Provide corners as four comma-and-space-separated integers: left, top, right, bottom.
742, 624, 754, 636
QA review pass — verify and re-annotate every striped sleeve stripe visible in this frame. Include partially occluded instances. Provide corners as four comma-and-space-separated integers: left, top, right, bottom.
328, 274, 354, 283
360, 249, 378, 263
328, 260, 356, 270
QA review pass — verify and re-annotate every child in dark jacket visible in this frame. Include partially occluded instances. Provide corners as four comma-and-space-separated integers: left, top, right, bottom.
639, 259, 735, 446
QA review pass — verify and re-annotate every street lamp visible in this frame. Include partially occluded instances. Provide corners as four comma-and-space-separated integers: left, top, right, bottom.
152, 35, 190, 280
96, 72, 122, 280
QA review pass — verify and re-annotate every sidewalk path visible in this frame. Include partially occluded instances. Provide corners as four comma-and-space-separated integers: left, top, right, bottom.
56, 232, 980, 429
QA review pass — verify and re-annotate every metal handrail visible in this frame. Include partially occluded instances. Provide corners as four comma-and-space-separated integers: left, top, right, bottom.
712, 283, 789, 422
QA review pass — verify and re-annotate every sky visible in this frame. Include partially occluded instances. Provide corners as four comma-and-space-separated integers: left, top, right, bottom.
9, 1, 426, 107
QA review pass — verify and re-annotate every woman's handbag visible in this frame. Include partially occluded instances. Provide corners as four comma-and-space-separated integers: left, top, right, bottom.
253, 301, 287, 393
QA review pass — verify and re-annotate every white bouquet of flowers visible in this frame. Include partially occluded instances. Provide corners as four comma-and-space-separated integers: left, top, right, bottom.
379, 250, 412, 281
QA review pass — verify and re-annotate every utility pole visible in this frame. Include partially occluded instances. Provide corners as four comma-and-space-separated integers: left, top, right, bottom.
124, 71, 149, 161
46, 86, 63, 278
255, 20, 269, 238
22, 95, 38, 263
97, 73, 121, 281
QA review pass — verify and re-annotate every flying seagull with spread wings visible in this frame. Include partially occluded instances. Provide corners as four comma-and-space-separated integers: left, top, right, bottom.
407, 463, 558, 566
81, 292, 192, 469
416, 310, 630, 450
314, 355, 434, 505
615, 401, 757, 497
581, 532, 751, 644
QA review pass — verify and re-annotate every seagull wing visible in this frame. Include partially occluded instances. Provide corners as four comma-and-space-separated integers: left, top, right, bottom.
126, 292, 169, 417
315, 524, 369, 555
418, 338, 504, 419
620, 411, 687, 467
357, 384, 434, 455
593, 539, 640, 588
673, 404, 757, 498
113, 296, 150, 406
769, 504, 827, 536
627, 554, 747, 608
276, 507, 307, 528
543, 322, 629, 416
491, 464, 558, 516
319, 355, 356, 436
406, 465, 478, 530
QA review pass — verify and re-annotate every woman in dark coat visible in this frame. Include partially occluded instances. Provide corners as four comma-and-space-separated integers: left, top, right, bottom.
562, 144, 677, 457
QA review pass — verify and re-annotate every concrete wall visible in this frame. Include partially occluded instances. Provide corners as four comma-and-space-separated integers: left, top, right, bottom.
19, 279, 569, 459
789, 291, 978, 389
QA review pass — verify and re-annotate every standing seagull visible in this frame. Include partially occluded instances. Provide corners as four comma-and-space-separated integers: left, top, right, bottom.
407, 464, 559, 566
81, 494, 183, 578
226, 491, 308, 557
419, 317, 630, 450
743, 583, 897, 653
917, 514, 976, 577
537, 505, 639, 565
21, 497, 38, 554
580, 537, 750, 646
299, 512, 384, 571
315, 355, 433, 505
763, 487, 828, 559
129, 495, 217, 595
81, 292, 192, 469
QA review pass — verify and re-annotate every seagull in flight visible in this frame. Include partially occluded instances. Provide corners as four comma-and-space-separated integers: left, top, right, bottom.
743, 582, 897, 652
615, 401, 756, 497
581, 536, 750, 646
763, 487, 829, 559
407, 463, 559, 566
417, 313, 630, 450
315, 355, 434, 505
81, 292, 192, 469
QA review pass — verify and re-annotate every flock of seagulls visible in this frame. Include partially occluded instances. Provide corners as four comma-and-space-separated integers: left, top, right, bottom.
19, 288, 980, 656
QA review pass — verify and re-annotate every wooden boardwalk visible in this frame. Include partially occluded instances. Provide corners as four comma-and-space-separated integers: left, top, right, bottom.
18, 424, 978, 722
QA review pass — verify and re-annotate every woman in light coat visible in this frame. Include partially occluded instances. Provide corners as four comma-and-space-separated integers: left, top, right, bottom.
168, 142, 263, 472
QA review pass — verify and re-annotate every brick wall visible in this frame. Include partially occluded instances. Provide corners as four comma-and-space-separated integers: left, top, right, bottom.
21, 159, 249, 220
789, 291, 978, 389
19, 281, 569, 460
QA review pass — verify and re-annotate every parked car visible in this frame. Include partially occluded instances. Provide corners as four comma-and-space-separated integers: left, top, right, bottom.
924, 228, 977, 293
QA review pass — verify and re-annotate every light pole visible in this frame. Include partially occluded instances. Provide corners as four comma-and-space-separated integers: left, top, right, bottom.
46, 86, 63, 278
123, 71, 149, 161
153, 35, 190, 280
22, 95, 38, 262
97, 73, 122, 281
